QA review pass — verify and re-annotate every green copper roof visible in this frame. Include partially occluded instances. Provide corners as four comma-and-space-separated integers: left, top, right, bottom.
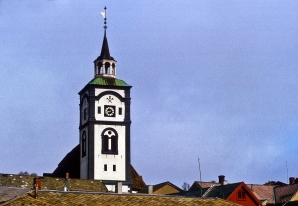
88, 77, 130, 86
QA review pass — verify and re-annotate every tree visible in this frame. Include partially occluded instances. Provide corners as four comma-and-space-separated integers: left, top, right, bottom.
182, 182, 190, 191
18, 171, 29, 176
18, 171, 38, 176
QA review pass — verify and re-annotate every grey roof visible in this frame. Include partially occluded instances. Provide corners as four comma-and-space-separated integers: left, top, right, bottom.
0, 186, 30, 203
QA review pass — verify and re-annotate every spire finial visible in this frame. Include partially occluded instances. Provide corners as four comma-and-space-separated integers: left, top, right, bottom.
103, 6, 107, 30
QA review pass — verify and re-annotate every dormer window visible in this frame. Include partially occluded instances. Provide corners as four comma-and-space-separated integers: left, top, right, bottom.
237, 190, 246, 200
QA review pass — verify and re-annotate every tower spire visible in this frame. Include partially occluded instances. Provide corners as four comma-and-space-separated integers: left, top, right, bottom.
99, 7, 112, 60
94, 7, 117, 78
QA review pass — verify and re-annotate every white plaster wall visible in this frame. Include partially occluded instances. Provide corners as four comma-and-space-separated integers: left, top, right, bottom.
95, 88, 124, 97
105, 184, 130, 193
94, 90, 125, 122
93, 124, 126, 181
80, 127, 88, 179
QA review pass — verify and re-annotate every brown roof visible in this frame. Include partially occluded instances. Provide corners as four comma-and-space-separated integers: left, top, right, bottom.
139, 181, 182, 195
246, 184, 276, 204
4, 191, 240, 206
274, 184, 298, 204
130, 165, 146, 191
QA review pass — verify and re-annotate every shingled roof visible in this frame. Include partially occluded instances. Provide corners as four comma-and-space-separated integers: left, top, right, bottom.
246, 184, 276, 204
2, 191, 240, 206
274, 184, 298, 204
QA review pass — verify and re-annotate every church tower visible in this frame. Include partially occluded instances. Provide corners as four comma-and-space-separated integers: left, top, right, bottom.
79, 8, 132, 192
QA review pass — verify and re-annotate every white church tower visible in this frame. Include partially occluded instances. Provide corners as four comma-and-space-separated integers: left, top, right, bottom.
79, 7, 132, 192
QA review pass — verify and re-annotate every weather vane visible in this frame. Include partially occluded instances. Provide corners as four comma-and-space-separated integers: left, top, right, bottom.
100, 7, 107, 30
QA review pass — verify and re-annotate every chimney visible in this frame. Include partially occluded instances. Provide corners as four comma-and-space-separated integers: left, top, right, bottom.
33, 178, 41, 190
34, 184, 38, 199
218, 175, 225, 185
148, 185, 153, 195
289, 177, 295, 185
116, 182, 122, 194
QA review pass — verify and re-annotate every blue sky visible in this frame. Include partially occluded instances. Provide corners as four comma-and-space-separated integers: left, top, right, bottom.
0, 0, 298, 187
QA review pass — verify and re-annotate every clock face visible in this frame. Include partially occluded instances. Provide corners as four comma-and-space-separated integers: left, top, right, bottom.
104, 105, 115, 117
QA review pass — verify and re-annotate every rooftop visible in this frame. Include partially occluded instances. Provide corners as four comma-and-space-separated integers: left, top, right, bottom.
3, 190, 240, 206
88, 77, 130, 87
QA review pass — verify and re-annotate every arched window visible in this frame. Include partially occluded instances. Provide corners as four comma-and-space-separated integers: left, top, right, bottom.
101, 128, 118, 154
97, 62, 103, 74
82, 131, 87, 158
105, 62, 110, 74
112, 63, 116, 75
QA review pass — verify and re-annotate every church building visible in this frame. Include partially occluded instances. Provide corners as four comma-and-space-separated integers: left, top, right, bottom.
44, 8, 136, 193
78, 8, 132, 192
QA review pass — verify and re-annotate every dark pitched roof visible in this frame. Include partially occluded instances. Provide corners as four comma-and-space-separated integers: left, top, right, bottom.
130, 165, 146, 191
177, 183, 241, 199
95, 30, 114, 61
204, 183, 241, 199
246, 184, 276, 204
188, 181, 221, 191
274, 184, 298, 204
264, 181, 287, 186
47, 144, 80, 179
0, 186, 30, 204
6, 191, 240, 206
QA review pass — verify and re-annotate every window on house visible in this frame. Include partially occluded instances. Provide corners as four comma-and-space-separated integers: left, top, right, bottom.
119, 107, 122, 115
102, 128, 118, 155
84, 108, 87, 120
104, 164, 107, 171
237, 190, 246, 200
113, 165, 116, 171
98, 106, 101, 114
81, 131, 86, 158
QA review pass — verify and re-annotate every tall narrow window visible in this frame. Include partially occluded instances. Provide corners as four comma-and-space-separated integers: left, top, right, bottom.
113, 165, 116, 171
101, 128, 118, 155
81, 131, 87, 158
84, 108, 87, 120
119, 107, 122, 115
104, 164, 107, 171
98, 106, 101, 114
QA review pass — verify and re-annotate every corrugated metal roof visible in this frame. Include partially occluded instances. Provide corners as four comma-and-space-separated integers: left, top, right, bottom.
88, 77, 130, 87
